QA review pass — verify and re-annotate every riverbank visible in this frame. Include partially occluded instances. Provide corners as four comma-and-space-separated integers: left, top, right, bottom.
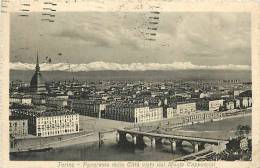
10, 138, 185, 161
167, 114, 251, 140
10, 109, 251, 154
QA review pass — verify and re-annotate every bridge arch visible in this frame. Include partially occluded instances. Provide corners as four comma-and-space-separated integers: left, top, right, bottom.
126, 133, 133, 142
117, 129, 228, 153
143, 136, 152, 146
161, 138, 171, 145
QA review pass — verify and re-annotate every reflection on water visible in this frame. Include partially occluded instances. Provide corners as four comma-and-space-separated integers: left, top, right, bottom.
10, 140, 188, 161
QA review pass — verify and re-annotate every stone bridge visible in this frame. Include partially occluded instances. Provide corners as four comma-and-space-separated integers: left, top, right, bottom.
116, 129, 228, 153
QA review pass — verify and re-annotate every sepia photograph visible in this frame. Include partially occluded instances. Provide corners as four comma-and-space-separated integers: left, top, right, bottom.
1, 0, 260, 167
8, 11, 253, 161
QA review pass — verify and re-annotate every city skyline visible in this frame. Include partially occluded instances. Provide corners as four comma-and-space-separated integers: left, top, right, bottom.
11, 12, 251, 69
6, 1, 255, 163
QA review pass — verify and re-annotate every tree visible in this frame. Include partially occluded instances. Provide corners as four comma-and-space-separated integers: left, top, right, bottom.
235, 124, 251, 138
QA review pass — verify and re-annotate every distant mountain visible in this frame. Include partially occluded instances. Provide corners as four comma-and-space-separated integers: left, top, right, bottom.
10, 62, 251, 72
10, 69, 251, 82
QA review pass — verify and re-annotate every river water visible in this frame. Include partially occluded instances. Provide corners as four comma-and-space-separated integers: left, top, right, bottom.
10, 140, 187, 161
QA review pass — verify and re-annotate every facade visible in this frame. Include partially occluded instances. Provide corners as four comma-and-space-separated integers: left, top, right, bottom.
9, 116, 28, 137
103, 103, 136, 122
234, 99, 241, 109
136, 106, 163, 123
10, 95, 32, 105
165, 107, 176, 119
176, 102, 196, 115
32, 94, 46, 105
233, 90, 244, 97
248, 97, 252, 107
165, 102, 196, 117
184, 111, 223, 124
196, 99, 224, 111
71, 99, 106, 118
239, 97, 252, 108
11, 108, 79, 137
103, 103, 163, 123
224, 100, 235, 110
208, 99, 224, 111
46, 97, 68, 107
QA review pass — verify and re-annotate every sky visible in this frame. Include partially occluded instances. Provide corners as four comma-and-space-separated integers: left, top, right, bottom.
10, 12, 251, 68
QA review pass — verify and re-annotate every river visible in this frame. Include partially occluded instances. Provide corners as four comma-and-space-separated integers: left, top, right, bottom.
10, 140, 187, 161
10, 115, 251, 161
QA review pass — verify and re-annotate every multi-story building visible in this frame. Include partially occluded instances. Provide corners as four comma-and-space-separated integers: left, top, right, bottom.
223, 99, 235, 110
208, 99, 224, 111
196, 99, 224, 112
165, 102, 196, 117
9, 116, 28, 137
138, 106, 163, 123
233, 90, 244, 97
248, 97, 252, 107
165, 107, 176, 119
11, 108, 79, 137
10, 95, 32, 105
239, 97, 252, 108
71, 99, 106, 118
32, 94, 46, 105
46, 97, 68, 108
234, 98, 241, 109
176, 102, 196, 115
184, 111, 223, 124
103, 103, 163, 123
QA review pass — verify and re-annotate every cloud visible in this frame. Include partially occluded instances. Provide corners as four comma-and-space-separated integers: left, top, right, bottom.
157, 13, 251, 61
51, 14, 144, 49
10, 62, 251, 72
10, 12, 251, 66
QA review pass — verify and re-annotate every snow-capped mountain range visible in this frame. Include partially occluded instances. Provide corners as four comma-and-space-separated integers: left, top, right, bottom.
10, 61, 251, 72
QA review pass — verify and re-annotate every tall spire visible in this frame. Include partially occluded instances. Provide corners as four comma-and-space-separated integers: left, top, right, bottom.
35, 50, 40, 72
36, 51, 39, 64
30, 50, 47, 94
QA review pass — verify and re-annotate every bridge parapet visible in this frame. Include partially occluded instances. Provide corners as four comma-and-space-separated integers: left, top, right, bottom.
117, 129, 229, 153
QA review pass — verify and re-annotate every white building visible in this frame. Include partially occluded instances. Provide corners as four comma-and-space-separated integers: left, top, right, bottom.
239, 97, 252, 108
103, 103, 163, 123
46, 97, 68, 107
10, 95, 32, 105
9, 116, 28, 137
166, 102, 196, 118
208, 99, 224, 111
35, 113, 79, 137
224, 100, 235, 110
165, 107, 176, 119
11, 108, 79, 137
31, 94, 46, 105
176, 102, 196, 115
136, 106, 163, 123
71, 99, 106, 118
197, 99, 224, 112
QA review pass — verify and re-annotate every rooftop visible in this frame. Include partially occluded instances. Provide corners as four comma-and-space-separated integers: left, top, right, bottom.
9, 115, 28, 121
11, 108, 78, 117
